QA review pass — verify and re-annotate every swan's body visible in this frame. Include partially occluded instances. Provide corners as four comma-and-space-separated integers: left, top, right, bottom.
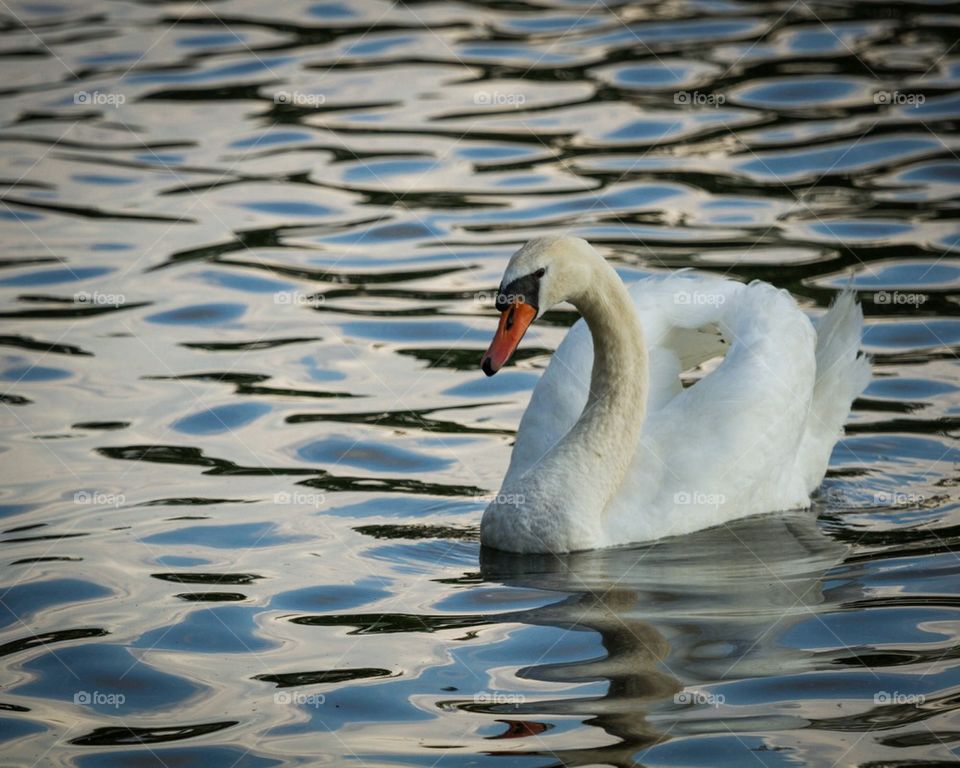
480, 237, 870, 554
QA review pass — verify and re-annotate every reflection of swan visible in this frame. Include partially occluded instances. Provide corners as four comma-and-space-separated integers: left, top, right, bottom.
478, 511, 848, 767
480, 237, 870, 553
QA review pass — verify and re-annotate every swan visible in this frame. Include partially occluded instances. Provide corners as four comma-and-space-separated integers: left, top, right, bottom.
479, 236, 870, 554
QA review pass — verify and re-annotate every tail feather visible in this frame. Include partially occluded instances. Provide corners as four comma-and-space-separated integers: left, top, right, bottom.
800, 290, 871, 493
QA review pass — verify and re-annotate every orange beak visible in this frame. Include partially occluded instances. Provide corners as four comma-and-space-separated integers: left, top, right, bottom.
481, 300, 537, 376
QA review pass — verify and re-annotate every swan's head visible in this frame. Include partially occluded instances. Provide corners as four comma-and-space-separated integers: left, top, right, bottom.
482, 236, 596, 376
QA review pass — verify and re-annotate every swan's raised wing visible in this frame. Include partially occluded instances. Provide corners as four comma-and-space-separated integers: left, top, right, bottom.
503, 272, 744, 486
608, 278, 821, 542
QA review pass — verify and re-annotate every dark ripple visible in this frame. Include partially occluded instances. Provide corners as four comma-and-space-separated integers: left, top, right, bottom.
288, 611, 490, 635
75, 746, 282, 768
175, 592, 247, 602
70, 721, 238, 746
254, 667, 394, 687
152, 572, 264, 585
0, 627, 108, 658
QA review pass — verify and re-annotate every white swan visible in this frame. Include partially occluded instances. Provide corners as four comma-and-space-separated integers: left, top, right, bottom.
479, 236, 870, 554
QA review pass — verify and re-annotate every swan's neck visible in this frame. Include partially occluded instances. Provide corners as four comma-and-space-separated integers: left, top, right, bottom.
564, 259, 648, 493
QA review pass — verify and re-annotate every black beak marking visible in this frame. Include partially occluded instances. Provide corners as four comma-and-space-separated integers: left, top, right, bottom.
496, 273, 542, 313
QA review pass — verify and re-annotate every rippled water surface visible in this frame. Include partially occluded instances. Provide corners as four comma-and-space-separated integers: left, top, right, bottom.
2, 0, 960, 765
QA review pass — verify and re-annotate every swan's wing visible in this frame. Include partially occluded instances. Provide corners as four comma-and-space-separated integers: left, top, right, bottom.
608, 279, 821, 541
503, 272, 741, 485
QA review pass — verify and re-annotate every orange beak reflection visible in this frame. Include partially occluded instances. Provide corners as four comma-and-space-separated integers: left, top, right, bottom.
482, 300, 537, 377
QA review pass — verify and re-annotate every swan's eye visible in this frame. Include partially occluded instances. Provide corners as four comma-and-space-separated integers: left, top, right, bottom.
534, 268, 546, 278
505, 306, 515, 330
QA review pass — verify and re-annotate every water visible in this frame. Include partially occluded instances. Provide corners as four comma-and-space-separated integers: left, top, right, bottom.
1, 0, 959, 765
